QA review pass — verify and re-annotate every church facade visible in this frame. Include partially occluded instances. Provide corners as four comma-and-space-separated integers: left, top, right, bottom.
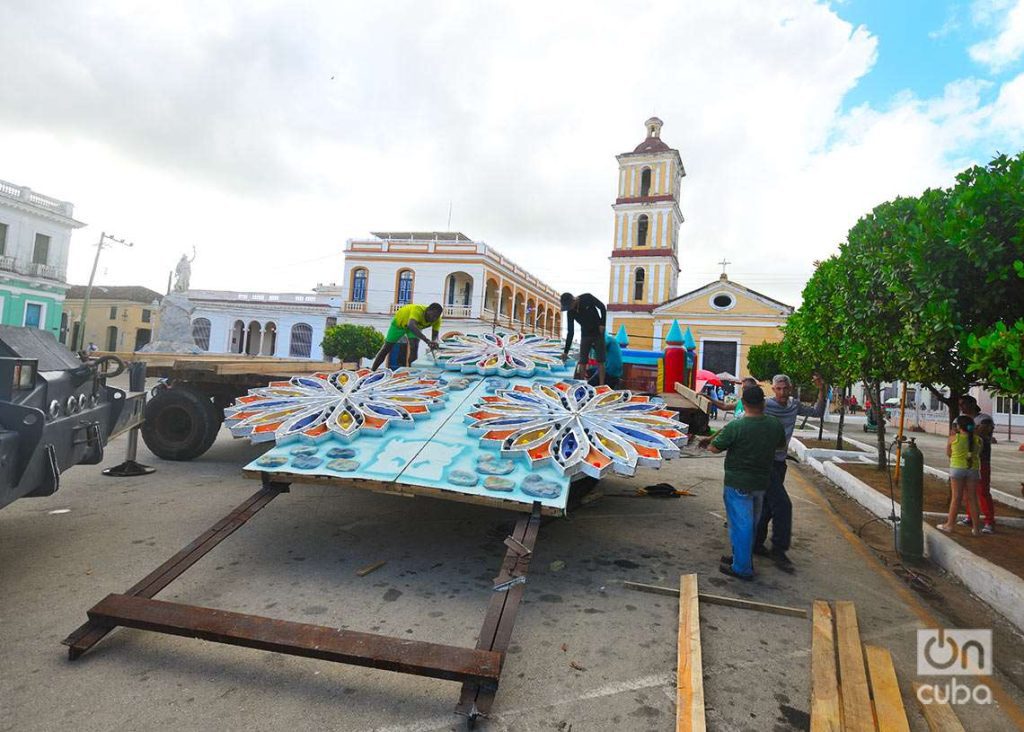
605, 119, 792, 377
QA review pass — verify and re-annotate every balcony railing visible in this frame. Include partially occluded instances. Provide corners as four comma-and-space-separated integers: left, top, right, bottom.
343, 301, 367, 313
0, 256, 64, 281
443, 304, 472, 318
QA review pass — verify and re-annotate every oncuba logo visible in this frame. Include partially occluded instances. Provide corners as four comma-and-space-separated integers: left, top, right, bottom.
917, 629, 991, 676
916, 629, 993, 706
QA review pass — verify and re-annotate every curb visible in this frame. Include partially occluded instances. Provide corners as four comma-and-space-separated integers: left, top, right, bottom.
793, 437, 1024, 634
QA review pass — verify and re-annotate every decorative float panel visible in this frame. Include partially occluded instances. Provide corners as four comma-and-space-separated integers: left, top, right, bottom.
465, 381, 687, 479
427, 331, 575, 378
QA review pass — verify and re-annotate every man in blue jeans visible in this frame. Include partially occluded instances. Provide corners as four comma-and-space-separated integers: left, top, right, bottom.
700, 386, 786, 580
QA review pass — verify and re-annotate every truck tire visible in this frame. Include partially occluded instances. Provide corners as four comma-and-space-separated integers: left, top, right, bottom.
141, 387, 220, 461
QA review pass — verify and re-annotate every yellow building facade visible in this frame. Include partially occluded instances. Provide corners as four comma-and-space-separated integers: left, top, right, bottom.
606, 120, 792, 376
62, 285, 163, 352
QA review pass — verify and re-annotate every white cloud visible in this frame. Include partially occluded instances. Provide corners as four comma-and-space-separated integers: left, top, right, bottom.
0, 0, 1019, 309
969, 0, 1024, 70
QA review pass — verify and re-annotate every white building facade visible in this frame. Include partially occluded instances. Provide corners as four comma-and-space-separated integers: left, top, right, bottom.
328, 231, 561, 338
0, 178, 84, 337
188, 289, 341, 360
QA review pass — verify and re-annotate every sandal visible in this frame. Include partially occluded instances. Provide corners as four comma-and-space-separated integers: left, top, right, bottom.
936, 523, 953, 534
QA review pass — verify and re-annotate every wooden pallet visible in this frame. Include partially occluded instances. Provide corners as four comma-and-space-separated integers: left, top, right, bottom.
811, 600, 913, 731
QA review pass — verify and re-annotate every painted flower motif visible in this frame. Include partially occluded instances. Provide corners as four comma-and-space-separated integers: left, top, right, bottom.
464, 381, 687, 478
436, 331, 573, 377
224, 368, 447, 444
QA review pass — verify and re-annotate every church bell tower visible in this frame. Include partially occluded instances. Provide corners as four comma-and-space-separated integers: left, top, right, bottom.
607, 118, 684, 324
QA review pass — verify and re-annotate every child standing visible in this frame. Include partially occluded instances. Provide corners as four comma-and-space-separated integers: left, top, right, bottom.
938, 415, 983, 537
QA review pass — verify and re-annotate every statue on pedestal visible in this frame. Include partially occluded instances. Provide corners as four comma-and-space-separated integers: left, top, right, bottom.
140, 247, 202, 354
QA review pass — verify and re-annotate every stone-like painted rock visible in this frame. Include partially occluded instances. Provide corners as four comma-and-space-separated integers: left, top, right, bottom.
291, 455, 324, 470
521, 473, 562, 499
476, 457, 515, 475
290, 445, 319, 456
326, 447, 357, 459
483, 476, 515, 492
256, 455, 288, 467
326, 458, 360, 472
449, 469, 479, 487
484, 377, 510, 393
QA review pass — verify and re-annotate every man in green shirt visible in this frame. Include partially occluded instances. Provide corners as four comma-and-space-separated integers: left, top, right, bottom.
699, 386, 786, 580
370, 302, 443, 370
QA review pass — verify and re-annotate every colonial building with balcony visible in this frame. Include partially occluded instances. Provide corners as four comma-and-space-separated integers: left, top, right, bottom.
328, 231, 561, 339
187, 289, 342, 360
0, 177, 84, 336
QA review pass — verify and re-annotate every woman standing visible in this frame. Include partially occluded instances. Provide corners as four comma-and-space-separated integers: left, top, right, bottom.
938, 415, 983, 536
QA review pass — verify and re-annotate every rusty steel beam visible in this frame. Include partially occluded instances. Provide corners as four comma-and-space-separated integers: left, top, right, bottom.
87, 594, 503, 685
456, 502, 542, 721
63, 482, 288, 659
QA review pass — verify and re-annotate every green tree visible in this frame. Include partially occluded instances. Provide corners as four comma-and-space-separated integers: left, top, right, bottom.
746, 341, 785, 382
967, 261, 1024, 395
321, 324, 384, 364
890, 155, 1024, 419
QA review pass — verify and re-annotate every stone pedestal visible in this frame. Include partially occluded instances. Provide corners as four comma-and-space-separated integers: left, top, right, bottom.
139, 292, 202, 354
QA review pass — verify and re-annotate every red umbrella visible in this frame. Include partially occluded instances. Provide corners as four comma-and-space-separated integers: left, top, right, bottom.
695, 369, 723, 386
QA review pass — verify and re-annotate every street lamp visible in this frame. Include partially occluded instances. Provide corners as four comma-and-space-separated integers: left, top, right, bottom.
75, 231, 133, 352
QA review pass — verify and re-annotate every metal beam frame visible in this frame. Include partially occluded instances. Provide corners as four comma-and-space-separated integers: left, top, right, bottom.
62, 475, 543, 721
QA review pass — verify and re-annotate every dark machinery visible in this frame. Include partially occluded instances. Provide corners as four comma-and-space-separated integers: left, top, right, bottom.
0, 326, 146, 509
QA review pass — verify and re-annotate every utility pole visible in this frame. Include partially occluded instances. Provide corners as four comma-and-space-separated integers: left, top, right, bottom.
76, 232, 133, 351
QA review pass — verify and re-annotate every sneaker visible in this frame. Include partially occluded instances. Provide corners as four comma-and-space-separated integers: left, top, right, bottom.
752, 544, 770, 557
957, 516, 972, 527
718, 562, 753, 581
982, 524, 994, 535
936, 523, 953, 534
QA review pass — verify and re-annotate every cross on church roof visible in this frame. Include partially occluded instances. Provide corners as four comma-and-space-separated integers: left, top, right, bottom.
718, 258, 731, 277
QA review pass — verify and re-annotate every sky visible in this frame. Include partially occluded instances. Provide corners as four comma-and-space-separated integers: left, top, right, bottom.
2, 0, 1024, 307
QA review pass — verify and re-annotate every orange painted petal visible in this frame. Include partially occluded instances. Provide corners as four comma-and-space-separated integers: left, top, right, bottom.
585, 446, 612, 469
254, 422, 283, 433
635, 445, 659, 458
528, 440, 553, 460
484, 429, 517, 440
304, 424, 330, 436
363, 416, 387, 429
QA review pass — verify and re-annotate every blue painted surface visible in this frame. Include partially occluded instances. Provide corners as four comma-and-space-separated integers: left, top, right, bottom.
621, 348, 662, 366
245, 372, 573, 512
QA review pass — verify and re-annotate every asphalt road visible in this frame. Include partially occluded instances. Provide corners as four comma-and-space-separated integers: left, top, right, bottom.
2, 423, 1023, 731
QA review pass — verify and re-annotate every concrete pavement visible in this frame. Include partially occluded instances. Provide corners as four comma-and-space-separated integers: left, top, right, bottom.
3, 424, 1023, 731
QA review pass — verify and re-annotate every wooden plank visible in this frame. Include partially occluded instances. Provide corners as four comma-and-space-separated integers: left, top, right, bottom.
912, 683, 966, 731
63, 486, 284, 658
623, 581, 808, 618
810, 600, 842, 732
677, 573, 706, 732
88, 593, 503, 685
674, 382, 711, 413
834, 601, 874, 732
865, 645, 910, 732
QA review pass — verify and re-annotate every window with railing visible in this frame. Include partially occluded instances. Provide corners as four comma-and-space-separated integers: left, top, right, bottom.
0, 222, 7, 255
289, 323, 313, 358
996, 396, 1023, 415
33, 233, 50, 265
191, 318, 212, 351
396, 270, 414, 305
352, 268, 367, 302
141, 308, 151, 323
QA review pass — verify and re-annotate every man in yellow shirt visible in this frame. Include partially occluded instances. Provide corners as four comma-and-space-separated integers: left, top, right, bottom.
370, 302, 444, 370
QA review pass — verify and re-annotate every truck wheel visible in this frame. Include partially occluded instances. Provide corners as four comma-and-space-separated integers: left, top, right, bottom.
142, 387, 220, 461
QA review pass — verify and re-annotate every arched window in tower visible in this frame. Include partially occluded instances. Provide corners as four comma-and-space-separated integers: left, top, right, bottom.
396, 270, 414, 305
640, 167, 652, 197
637, 214, 649, 247
633, 268, 646, 301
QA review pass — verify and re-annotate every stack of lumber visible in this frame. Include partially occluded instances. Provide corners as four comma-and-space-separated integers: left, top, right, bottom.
811, 600, 964, 731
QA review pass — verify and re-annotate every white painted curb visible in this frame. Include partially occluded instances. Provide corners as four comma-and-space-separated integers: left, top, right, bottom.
795, 444, 1024, 634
